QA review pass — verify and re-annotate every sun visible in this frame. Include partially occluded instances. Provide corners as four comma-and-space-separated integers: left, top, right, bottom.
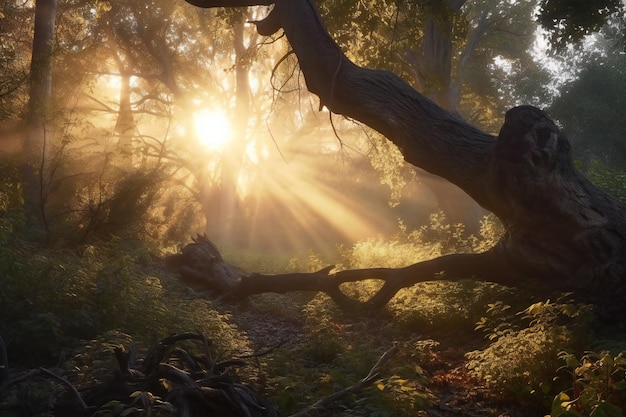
193, 109, 233, 151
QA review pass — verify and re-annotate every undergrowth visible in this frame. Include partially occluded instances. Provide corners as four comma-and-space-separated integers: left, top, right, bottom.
0, 232, 248, 366
2, 205, 625, 417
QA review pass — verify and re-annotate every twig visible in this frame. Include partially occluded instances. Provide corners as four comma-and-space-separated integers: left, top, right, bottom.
0, 368, 88, 411
236, 339, 288, 360
288, 344, 399, 417
38, 368, 88, 411
157, 363, 197, 387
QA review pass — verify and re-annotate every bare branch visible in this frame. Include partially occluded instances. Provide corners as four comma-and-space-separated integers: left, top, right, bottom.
39, 368, 89, 411
288, 344, 399, 417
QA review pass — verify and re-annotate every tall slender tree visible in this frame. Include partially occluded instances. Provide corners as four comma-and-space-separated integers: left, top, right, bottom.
22, 0, 58, 228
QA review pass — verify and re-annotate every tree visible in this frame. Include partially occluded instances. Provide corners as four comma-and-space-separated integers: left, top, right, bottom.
22, 0, 58, 228
172, 0, 626, 319
548, 40, 626, 170
0, 1, 34, 121
538, 0, 626, 51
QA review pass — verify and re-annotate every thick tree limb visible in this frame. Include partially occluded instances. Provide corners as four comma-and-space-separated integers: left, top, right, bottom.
183, 0, 626, 317
168, 235, 512, 310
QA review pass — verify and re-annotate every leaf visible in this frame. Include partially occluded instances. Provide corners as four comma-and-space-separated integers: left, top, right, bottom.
550, 392, 581, 417
601, 353, 614, 367
120, 407, 140, 417
376, 382, 385, 391
101, 400, 122, 408
525, 301, 545, 316
564, 354, 580, 369
613, 379, 626, 391
590, 401, 624, 417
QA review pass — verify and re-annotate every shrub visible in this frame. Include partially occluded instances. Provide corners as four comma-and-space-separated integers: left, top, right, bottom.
581, 160, 626, 204
466, 298, 594, 408
337, 213, 508, 330
550, 350, 626, 417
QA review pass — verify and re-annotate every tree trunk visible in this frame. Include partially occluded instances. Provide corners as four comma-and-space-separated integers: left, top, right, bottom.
182, 0, 626, 318
22, 0, 57, 228
115, 73, 135, 169
405, 0, 486, 231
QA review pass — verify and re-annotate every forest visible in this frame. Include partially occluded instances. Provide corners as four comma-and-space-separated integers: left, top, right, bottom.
1, 0, 626, 416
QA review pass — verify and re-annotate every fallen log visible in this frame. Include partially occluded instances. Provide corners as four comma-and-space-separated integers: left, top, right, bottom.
179, 0, 626, 320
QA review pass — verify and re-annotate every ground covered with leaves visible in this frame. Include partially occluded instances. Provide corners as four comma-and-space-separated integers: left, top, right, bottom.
1, 214, 626, 417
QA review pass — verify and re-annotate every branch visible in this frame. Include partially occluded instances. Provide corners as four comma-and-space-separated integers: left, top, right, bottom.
287, 344, 399, 417
169, 237, 514, 310
0, 368, 88, 411
39, 368, 89, 411
157, 363, 197, 387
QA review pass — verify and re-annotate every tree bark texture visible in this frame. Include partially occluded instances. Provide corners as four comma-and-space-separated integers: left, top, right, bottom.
182, 0, 626, 318
22, 0, 58, 227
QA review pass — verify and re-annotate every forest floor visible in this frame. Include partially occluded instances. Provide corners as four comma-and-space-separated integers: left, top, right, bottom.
225, 295, 543, 417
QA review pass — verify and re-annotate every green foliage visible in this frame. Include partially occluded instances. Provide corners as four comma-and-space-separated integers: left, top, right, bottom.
0, 374, 65, 417
335, 212, 507, 330
346, 212, 504, 271
0, 205, 620, 417
180, 299, 250, 355
367, 136, 413, 206
550, 351, 626, 417
371, 341, 435, 417
0, 232, 248, 366
538, 0, 625, 51
390, 280, 510, 332
0, 160, 25, 244
68, 330, 135, 385
466, 297, 594, 408
301, 294, 345, 364
581, 160, 626, 204
88, 393, 176, 417
550, 52, 626, 171
265, 306, 433, 416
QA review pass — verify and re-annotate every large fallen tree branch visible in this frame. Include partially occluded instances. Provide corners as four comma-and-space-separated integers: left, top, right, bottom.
167, 234, 512, 311
180, 0, 626, 318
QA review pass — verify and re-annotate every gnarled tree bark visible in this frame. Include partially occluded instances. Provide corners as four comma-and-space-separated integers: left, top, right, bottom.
179, 0, 626, 318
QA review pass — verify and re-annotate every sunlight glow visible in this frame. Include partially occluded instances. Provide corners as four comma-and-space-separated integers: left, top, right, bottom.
243, 157, 392, 252
245, 142, 269, 165
194, 109, 233, 151
104, 74, 122, 90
